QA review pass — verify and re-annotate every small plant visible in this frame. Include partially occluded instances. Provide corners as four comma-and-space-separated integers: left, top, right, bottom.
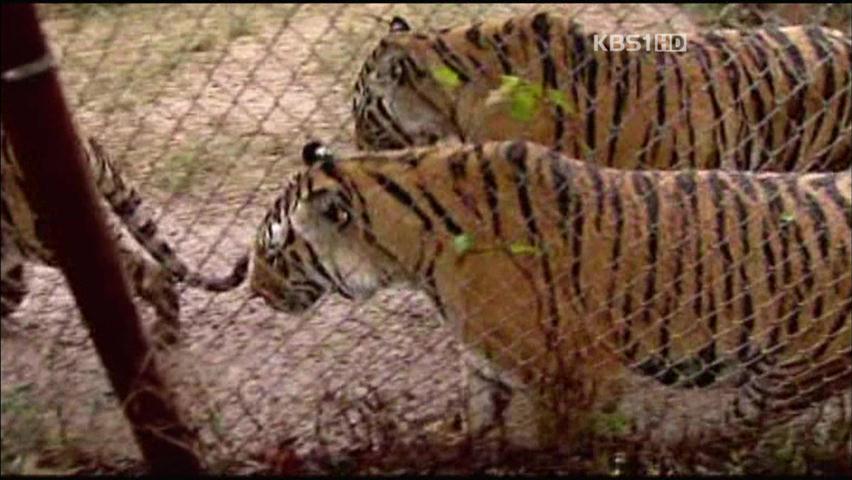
508, 241, 544, 257
151, 151, 198, 194
589, 410, 631, 437
188, 34, 217, 53
779, 212, 796, 227
227, 15, 254, 41
432, 66, 462, 90
452, 232, 548, 261
452, 232, 475, 255
207, 409, 226, 439
485, 75, 577, 123
744, 427, 808, 474
158, 56, 183, 76
0, 384, 84, 475
2, 385, 43, 474
47, 3, 126, 21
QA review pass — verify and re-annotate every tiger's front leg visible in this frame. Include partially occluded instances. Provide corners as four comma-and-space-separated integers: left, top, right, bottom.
461, 351, 550, 453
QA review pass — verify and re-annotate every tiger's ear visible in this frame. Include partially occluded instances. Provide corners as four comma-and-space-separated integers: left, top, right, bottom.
302, 141, 335, 166
389, 16, 410, 33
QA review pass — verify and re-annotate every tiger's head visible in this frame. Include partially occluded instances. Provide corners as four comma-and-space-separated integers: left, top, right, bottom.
352, 16, 464, 151
250, 142, 403, 313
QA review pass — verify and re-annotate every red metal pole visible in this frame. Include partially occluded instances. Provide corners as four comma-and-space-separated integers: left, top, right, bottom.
1, 4, 202, 474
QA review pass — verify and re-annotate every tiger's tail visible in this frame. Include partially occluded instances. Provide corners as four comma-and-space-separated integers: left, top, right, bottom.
86, 138, 248, 292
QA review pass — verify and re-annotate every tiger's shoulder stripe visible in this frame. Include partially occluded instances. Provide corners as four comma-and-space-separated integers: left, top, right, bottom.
767, 28, 810, 171
677, 170, 706, 321
549, 149, 573, 244
522, 145, 563, 335
584, 44, 600, 158
707, 172, 736, 314
476, 143, 503, 238
781, 178, 816, 294
607, 49, 631, 167
530, 12, 566, 148
808, 173, 851, 229
605, 172, 626, 317
417, 183, 464, 236
728, 178, 757, 363
756, 177, 794, 290
652, 51, 667, 148
691, 41, 726, 169
432, 37, 471, 84
803, 26, 835, 151
488, 30, 513, 75
633, 172, 660, 329
585, 161, 606, 233
463, 22, 485, 50
736, 34, 770, 170
367, 170, 434, 233
505, 142, 539, 238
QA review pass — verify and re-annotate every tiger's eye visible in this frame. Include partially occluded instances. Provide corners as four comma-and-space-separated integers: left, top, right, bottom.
391, 63, 404, 80
324, 203, 350, 226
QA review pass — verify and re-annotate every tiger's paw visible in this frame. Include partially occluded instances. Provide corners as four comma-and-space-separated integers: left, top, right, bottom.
150, 321, 181, 350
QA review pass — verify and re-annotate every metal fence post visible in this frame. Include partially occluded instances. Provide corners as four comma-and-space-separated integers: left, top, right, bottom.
1, 4, 202, 474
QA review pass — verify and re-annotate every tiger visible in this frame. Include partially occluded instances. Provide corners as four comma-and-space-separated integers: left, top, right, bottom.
1, 126, 248, 345
250, 139, 851, 451
353, 12, 852, 173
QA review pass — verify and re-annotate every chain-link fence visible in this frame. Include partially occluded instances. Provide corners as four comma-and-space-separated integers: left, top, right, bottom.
2, 3, 850, 475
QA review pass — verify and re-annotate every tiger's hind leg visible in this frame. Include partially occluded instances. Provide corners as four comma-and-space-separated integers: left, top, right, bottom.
114, 241, 181, 348
704, 350, 852, 459
1, 221, 31, 335
736, 356, 851, 422
1, 257, 30, 336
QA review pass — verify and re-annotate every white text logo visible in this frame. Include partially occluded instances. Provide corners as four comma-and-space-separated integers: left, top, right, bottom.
593, 33, 688, 52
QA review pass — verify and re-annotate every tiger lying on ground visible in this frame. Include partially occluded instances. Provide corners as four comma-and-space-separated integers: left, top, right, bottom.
353, 12, 851, 172
1, 127, 248, 345
251, 139, 851, 450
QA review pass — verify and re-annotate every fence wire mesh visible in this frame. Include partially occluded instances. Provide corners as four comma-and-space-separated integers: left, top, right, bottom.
2, 3, 851, 475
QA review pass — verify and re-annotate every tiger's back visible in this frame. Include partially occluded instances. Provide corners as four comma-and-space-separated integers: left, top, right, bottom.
354, 12, 852, 172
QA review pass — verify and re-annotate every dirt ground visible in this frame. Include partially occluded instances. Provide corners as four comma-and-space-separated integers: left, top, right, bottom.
2, 4, 850, 474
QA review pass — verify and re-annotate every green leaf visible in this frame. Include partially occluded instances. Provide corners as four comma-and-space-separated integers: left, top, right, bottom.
547, 89, 576, 115
526, 83, 544, 98
485, 76, 517, 109
779, 212, 796, 226
510, 87, 539, 122
495, 75, 572, 123
432, 66, 461, 90
500, 74, 522, 90
599, 411, 630, 436
208, 410, 224, 437
453, 233, 475, 255
509, 241, 543, 256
